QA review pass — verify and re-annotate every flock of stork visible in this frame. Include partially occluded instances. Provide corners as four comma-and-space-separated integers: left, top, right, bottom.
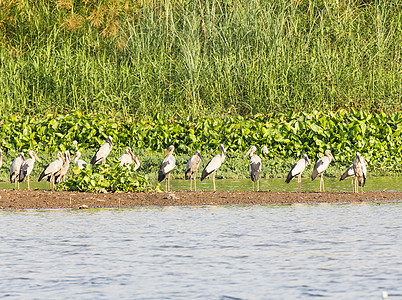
2, 136, 367, 193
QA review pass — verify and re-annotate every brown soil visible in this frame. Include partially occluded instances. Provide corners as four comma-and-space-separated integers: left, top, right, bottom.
0, 190, 401, 210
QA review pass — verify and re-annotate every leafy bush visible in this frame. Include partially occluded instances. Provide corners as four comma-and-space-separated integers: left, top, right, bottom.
60, 162, 159, 193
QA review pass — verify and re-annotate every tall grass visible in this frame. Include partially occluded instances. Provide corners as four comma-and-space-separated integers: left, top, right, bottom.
0, 0, 401, 118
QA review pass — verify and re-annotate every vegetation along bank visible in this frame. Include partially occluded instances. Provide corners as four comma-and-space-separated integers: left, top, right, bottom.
0, 110, 400, 192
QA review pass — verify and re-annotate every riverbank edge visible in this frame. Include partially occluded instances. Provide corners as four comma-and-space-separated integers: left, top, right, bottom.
1, 190, 400, 210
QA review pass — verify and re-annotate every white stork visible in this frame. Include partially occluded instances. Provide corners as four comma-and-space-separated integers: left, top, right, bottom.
340, 165, 355, 192
90, 136, 113, 165
38, 151, 65, 190
10, 152, 25, 189
285, 153, 311, 192
54, 151, 72, 184
158, 145, 176, 191
119, 146, 140, 170
185, 150, 203, 191
201, 144, 226, 191
311, 149, 335, 192
245, 146, 262, 191
74, 151, 87, 169
353, 152, 367, 193
18, 150, 40, 190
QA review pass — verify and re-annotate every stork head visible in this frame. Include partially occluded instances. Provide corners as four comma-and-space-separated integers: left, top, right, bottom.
72, 140, 78, 147
20, 152, 25, 160
324, 149, 335, 162
195, 150, 203, 161
262, 145, 268, 155
219, 144, 226, 154
64, 150, 71, 162
303, 153, 311, 165
57, 151, 65, 163
125, 146, 132, 154
107, 136, 113, 147
245, 146, 257, 158
29, 150, 41, 162
165, 145, 175, 157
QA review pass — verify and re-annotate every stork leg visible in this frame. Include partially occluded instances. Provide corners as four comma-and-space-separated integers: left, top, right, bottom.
194, 171, 197, 192
27, 175, 30, 190
212, 171, 216, 191
320, 173, 324, 192
252, 181, 254, 191
298, 173, 301, 193
257, 179, 259, 192
351, 177, 355, 193
355, 177, 358, 193
168, 173, 171, 191
165, 176, 168, 192
190, 174, 193, 191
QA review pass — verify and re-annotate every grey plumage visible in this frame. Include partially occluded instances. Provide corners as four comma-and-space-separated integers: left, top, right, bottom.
91, 136, 113, 165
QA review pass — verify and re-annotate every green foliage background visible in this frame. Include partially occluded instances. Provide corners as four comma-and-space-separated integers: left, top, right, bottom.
0, 110, 400, 185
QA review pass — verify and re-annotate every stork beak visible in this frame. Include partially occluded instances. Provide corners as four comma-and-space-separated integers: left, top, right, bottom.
35, 153, 41, 162
244, 148, 252, 158
331, 154, 336, 162
164, 150, 169, 157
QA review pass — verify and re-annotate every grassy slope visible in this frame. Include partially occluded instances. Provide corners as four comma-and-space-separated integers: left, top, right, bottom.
0, 0, 401, 118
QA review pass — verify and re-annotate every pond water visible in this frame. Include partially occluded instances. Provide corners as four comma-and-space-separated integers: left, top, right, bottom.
1, 176, 401, 192
1, 202, 401, 299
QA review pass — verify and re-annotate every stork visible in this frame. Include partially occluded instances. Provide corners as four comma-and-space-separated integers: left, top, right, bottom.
245, 146, 262, 191
54, 150, 72, 184
74, 151, 87, 169
201, 144, 226, 191
90, 136, 113, 165
353, 152, 367, 193
38, 151, 65, 190
340, 165, 355, 192
18, 150, 40, 190
119, 146, 140, 170
10, 152, 25, 189
311, 150, 335, 192
286, 153, 311, 192
185, 150, 203, 191
158, 145, 176, 191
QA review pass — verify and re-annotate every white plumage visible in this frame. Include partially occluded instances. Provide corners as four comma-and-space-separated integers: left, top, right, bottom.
245, 146, 262, 191
185, 150, 203, 191
353, 152, 367, 193
38, 151, 65, 190
311, 150, 335, 192
10, 152, 25, 189
201, 144, 226, 191
91, 136, 113, 165
19, 150, 40, 190
119, 146, 140, 170
74, 151, 87, 169
286, 153, 310, 192
340, 164, 355, 192
158, 145, 176, 191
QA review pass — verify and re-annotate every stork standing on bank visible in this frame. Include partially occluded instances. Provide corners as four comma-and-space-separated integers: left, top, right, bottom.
54, 150, 72, 184
91, 136, 113, 165
74, 151, 87, 169
201, 144, 226, 192
18, 150, 40, 190
10, 152, 25, 189
119, 146, 140, 170
245, 146, 262, 191
340, 165, 355, 192
353, 152, 367, 193
286, 153, 311, 192
185, 150, 203, 191
158, 145, 176, 191
38, 151, 65, 190
311, 150, 335, 192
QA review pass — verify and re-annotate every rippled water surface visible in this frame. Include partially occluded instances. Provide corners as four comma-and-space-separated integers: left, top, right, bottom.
1, 202, 402, 299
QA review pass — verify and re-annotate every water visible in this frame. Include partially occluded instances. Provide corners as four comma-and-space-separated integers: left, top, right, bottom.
1, 202, 401, 299
2, 176, 401, 192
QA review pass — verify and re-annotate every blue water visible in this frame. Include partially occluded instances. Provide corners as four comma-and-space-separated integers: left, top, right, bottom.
1, 202, 401, 299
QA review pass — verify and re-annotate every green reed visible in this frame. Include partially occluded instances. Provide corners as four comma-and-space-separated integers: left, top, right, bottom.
0, 0, 401, 118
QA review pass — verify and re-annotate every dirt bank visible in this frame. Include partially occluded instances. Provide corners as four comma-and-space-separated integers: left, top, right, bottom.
0, 190, 401, 210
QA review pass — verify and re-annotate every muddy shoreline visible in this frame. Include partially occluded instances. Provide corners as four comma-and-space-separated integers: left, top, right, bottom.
0, 190, 401, 210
